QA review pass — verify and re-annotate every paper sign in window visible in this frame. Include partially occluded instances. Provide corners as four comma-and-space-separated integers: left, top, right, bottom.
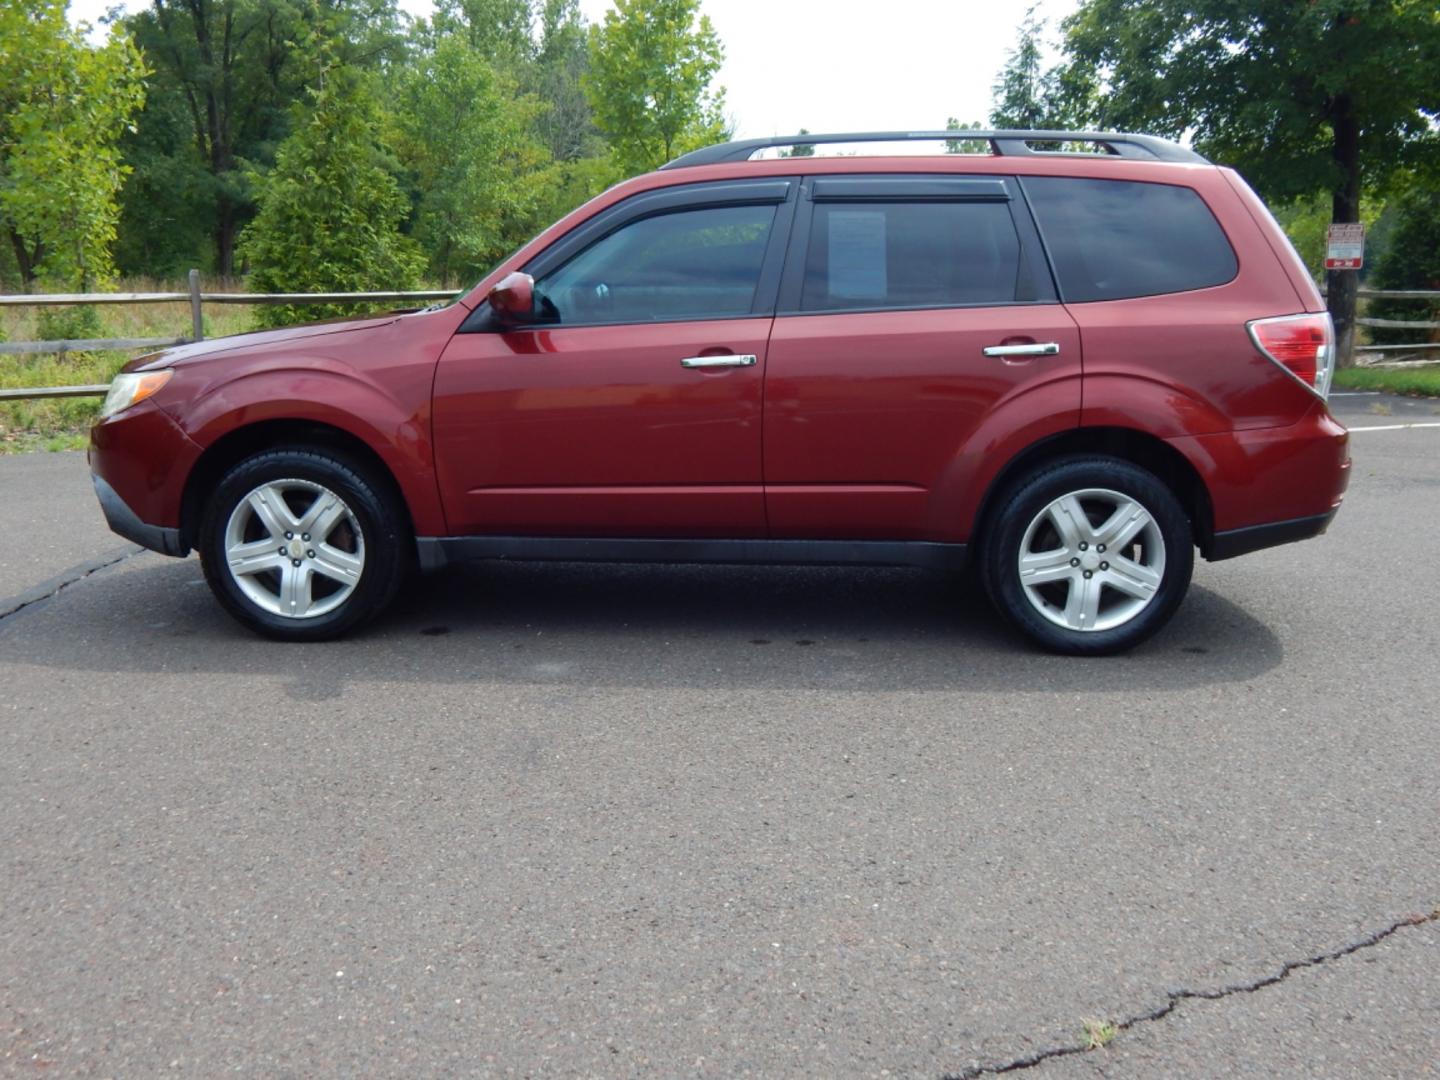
827, 210, 887, 301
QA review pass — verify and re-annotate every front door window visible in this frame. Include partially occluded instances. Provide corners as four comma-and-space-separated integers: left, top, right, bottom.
535, 204, 777, 326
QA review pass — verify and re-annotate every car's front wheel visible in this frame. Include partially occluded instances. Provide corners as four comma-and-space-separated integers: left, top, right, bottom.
199, 448, 407, 640
981, 456, 1194, 655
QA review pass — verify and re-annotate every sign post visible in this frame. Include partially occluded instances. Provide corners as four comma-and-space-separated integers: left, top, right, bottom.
1325, 223, 1364, 368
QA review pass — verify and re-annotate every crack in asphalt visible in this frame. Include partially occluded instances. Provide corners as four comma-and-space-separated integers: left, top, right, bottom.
942, 908, 1440, 1079
0, 546, 143, 623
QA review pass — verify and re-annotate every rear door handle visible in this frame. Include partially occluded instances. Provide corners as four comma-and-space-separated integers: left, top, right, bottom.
680, 354, 758, 369
982, 342, 1060, 358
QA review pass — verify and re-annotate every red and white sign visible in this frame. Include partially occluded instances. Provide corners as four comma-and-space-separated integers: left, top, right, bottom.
1324, 222, 1364, 270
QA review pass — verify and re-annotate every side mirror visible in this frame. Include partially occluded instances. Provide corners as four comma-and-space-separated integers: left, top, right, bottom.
487, 271, 535, 324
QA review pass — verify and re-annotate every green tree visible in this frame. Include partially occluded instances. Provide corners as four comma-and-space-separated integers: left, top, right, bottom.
532, 0, 603, 163
988, 6, 1098, 132
1272, 194, 1385, 283
989, 5, 1049, 129
778, 128, 815, 158
414, 0, 603, 176
585, 0, 727, 176
944, 117, 986, 154
122, 0, 407, 278
1059, 0, 1440, 362
1367, 187, 1440, 344
396, 34, 549, 284
430, 0, 535, 68
0, 0, 147, 290
241, 61, 424, 326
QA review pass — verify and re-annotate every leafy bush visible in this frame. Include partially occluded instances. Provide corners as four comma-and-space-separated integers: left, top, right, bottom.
35, 304, 104, 345
1367, 187, 1440, 346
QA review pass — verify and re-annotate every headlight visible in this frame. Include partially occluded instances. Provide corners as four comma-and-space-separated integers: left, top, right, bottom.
99, 370, 173, 419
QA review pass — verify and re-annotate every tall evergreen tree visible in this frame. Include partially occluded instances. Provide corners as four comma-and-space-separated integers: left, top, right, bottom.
988, 7, 1097, 132
989, 6, 1048, 129
241, 57, 424, 326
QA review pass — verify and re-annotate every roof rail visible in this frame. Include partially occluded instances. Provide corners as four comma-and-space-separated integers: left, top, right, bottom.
661, 129, 1208, 169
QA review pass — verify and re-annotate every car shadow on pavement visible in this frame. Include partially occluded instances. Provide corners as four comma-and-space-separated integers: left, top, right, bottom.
5, 554, 1283, 694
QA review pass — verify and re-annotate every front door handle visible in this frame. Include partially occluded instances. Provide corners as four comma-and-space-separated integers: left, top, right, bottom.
979, 342, 1059, 360
680, 354, 758, 369
982, 342, 1061, 358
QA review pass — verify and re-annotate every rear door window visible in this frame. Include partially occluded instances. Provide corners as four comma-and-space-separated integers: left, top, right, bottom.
799, 200, 1025, 311
1023, 176, 1238, 302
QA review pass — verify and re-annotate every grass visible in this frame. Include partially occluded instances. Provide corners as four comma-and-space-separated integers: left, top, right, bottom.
1333, 364, 1440, 398
1082, 1017, 1118, 1050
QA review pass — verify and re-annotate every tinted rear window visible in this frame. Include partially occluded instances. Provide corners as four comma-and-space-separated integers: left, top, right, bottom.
1024, 177, 1237, 302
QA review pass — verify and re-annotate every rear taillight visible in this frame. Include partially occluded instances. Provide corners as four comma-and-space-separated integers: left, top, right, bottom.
1247, 313, 1335, 400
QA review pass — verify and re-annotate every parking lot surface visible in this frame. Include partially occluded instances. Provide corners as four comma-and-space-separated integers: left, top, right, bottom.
1, 392, 1436, 1077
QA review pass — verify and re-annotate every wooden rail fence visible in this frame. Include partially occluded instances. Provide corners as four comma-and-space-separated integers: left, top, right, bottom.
2, 279, 1436, 403
0, 269, 458, 401
1353, 288, 1440, 366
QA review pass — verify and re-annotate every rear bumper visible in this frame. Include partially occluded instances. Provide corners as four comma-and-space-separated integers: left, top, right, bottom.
1170, 405, 1350, 560
1207, 507, 1338, 561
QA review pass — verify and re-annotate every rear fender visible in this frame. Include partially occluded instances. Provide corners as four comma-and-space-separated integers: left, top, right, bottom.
1081, 372, 1237, 438
930, 374, 1081, 539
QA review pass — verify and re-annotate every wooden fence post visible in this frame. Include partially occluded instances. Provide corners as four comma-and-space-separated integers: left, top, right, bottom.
188, 269, 203, 342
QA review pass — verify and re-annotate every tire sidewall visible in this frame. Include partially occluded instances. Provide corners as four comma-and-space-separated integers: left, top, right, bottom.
983, 456, 1194, 655
199, 448, 405, 641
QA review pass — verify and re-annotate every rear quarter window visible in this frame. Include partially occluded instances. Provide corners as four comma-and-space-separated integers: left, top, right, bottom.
1023, 177, 1238, 302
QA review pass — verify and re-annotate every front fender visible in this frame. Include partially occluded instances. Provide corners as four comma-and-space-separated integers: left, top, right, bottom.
165, 360, 446, 536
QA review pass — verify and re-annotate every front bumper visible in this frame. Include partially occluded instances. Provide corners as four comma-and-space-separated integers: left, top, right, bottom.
89, 399, 202, 558
92, 474, 188, 556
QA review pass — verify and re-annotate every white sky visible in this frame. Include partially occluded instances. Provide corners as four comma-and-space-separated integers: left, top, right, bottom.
68, 0, 1079, 137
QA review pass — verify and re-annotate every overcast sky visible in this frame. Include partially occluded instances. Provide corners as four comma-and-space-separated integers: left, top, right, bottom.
68, 0, 1079, 137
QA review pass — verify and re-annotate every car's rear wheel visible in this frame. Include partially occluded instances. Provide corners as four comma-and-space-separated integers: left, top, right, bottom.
982, 456, 1194, 655
199, 448, 407, 640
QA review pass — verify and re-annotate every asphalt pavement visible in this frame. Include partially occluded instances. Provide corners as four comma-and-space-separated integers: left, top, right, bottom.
1, 393, 1436, 1077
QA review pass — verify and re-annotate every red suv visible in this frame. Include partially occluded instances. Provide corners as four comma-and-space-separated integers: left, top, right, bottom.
89, 130, 1350, 653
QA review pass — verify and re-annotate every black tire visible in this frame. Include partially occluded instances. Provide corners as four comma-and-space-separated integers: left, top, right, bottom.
198, 447, 408, 641
980, 455, 1194, 655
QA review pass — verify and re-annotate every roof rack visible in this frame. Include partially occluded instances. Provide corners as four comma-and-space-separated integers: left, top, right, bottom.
661, 129, 1208, 169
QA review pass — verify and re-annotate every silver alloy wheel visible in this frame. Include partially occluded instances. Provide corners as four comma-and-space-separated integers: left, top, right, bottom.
1016, 487, 1166, 632
222, 479, 365, 619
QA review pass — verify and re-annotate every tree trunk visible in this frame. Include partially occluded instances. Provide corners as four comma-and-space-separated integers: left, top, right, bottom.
1325, 94, 1361, 368
215, 197, 236, 280
8, 230, 39, 289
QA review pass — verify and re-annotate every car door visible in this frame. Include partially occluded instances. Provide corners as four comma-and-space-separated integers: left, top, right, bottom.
433, 179, 796, 537
762, 174, 1082, 540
